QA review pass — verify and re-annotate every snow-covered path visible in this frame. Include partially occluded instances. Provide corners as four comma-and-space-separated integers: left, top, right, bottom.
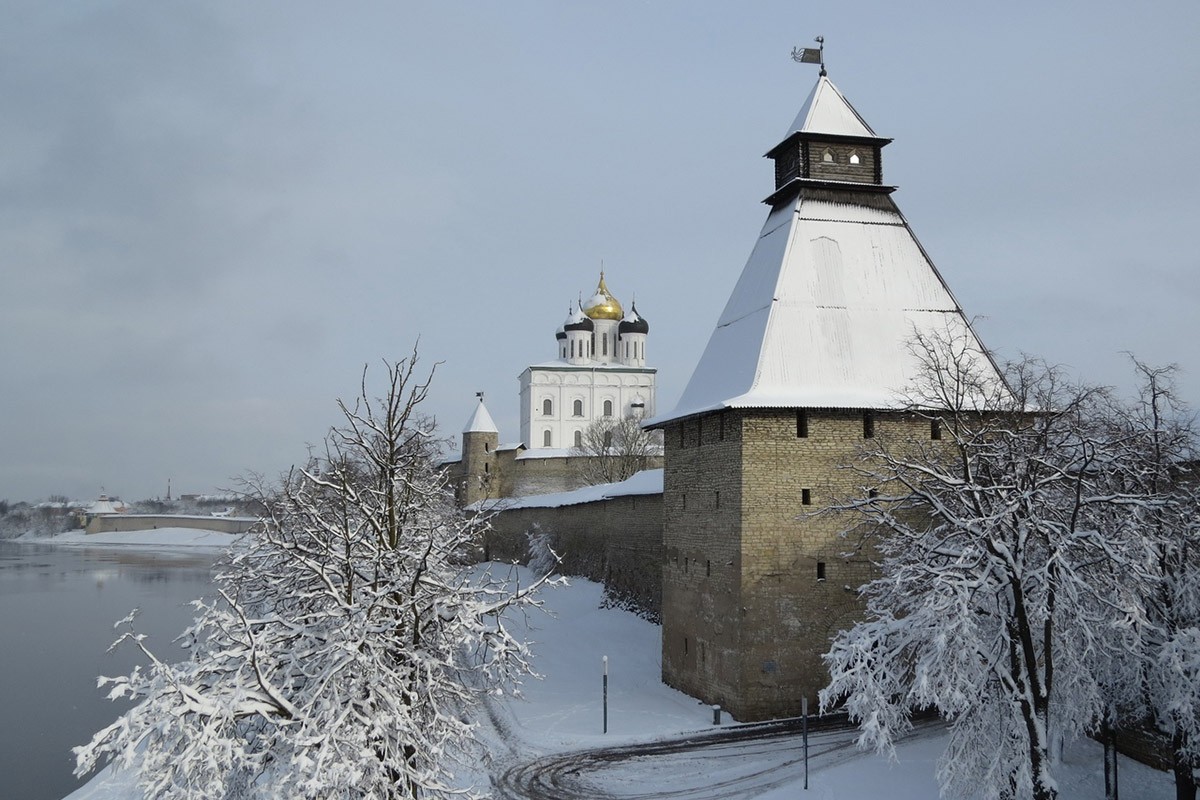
491, 715, 926, 800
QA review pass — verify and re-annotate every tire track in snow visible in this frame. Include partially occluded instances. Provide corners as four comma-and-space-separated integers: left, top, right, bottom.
493, 714, 941, 799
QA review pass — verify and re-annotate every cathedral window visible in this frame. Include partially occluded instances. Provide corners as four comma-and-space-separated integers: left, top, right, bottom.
574, 430, 582, 447
603, 431, 613, 448
570, 340, 575, 358
543, 430, 552, 447
543, 398, 552, 416
603, 399, 613, 417
602, 336, 607, 356
573, 399, 583, 417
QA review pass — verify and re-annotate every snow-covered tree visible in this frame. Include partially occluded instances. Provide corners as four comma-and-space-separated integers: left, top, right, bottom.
1103, 361, 1200, 800
819, 329, 1154, 800
75, 352, 553, 799
569, 414, 662, 486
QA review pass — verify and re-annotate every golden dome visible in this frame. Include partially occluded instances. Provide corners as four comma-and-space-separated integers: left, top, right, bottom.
582, 272, 624, 320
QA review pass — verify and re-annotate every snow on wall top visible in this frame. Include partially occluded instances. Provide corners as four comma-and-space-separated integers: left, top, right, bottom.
650, 195, 1001, 424
463, 399, 498, 434
786, 75, 878, 139
472, 469, 663, 512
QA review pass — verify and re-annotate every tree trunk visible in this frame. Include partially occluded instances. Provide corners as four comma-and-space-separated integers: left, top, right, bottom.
1174, 729, 1197, 800
1101, 711, 1118, 800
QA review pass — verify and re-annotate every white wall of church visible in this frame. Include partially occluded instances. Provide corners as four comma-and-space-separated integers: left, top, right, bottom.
519, 367, 656, 450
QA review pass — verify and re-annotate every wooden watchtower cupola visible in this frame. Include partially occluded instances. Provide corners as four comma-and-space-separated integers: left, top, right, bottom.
763, 74, 894, 206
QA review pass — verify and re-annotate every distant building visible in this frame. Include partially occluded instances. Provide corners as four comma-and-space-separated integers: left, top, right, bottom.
445, 273, 661, 505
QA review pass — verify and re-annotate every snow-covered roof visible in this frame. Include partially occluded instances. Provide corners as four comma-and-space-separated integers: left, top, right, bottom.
463, 398, 499, 434
650, 195, 1004, 424
497, 442, 525, 452
785, 75, 878, 139
474, 468, 663, 511
524, 361, 656, 372
514, 447, 576, 461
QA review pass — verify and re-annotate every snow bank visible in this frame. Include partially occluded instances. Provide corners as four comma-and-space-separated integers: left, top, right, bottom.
30, 528, 243, 553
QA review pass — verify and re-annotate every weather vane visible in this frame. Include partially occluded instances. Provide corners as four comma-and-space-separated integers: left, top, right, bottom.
791, 35, 826, 77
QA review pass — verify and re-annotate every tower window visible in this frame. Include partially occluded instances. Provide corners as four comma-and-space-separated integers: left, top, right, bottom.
796, 409, 809, 438
484, 462, 489, 474
573, 399, 583, 417
603, 399, 613, 417
863, 411, 875, 439
816, 562, 827, 581
602, 336, 607, 356
574, 430, 582, 447
801, 488, 812, 506
849, 151, 860, 165
543, 399, 552, 416
822, 148, 834, 163
931, 418, 942, 440
543, 430, 552, 447
484, 442, 490, 453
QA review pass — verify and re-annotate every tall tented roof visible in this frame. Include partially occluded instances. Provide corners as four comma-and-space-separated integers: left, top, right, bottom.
785, 74, 878, 139
652, 193, 1002, 423
463, 397, 498, 434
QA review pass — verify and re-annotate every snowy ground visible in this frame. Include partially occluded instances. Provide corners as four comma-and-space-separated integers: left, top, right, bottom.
65, 564, 1175, 799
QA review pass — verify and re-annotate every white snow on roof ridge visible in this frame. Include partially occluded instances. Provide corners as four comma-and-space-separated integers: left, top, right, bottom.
463, 399, 499, 434
471, 469, 663, 512
653, 188, 1006, 426
787, 75, 878, 139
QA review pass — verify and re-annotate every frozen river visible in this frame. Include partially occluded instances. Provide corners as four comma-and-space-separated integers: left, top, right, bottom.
0, 541, 218, 800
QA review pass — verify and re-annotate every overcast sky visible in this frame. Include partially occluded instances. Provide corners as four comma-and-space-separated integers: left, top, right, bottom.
3, 1, 1198, 502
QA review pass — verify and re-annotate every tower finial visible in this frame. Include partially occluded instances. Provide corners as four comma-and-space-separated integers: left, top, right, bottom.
791, 35, 826, 77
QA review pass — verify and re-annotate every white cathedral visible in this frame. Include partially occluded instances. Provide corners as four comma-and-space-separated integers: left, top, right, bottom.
519, 272, 657, 451
448, 272, 659, 504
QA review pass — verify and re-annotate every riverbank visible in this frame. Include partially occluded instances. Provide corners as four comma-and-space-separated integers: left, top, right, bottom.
19, 528, 243, 552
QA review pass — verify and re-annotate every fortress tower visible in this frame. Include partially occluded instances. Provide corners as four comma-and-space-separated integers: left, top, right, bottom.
649, 72, 1004, 721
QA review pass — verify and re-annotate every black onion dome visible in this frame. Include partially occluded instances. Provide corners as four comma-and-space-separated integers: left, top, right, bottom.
563, 303, 595, 332
618, 303, 650, 335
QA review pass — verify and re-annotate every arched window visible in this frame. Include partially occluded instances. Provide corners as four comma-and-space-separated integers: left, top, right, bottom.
570, 340, 575, 358
573, 399, 583, 417
574, 430, 582, 447
542, 398, 552, 416
603, 399, 613, 417
822, 148, 834, 163
602, 336, 607, 356
603, 431, 613, 448
543, 430, 552, 447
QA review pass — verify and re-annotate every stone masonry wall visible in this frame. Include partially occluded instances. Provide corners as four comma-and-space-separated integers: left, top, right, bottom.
660, 411, 745, 712
484, 492, 663, 619
662, 408, 940, 722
